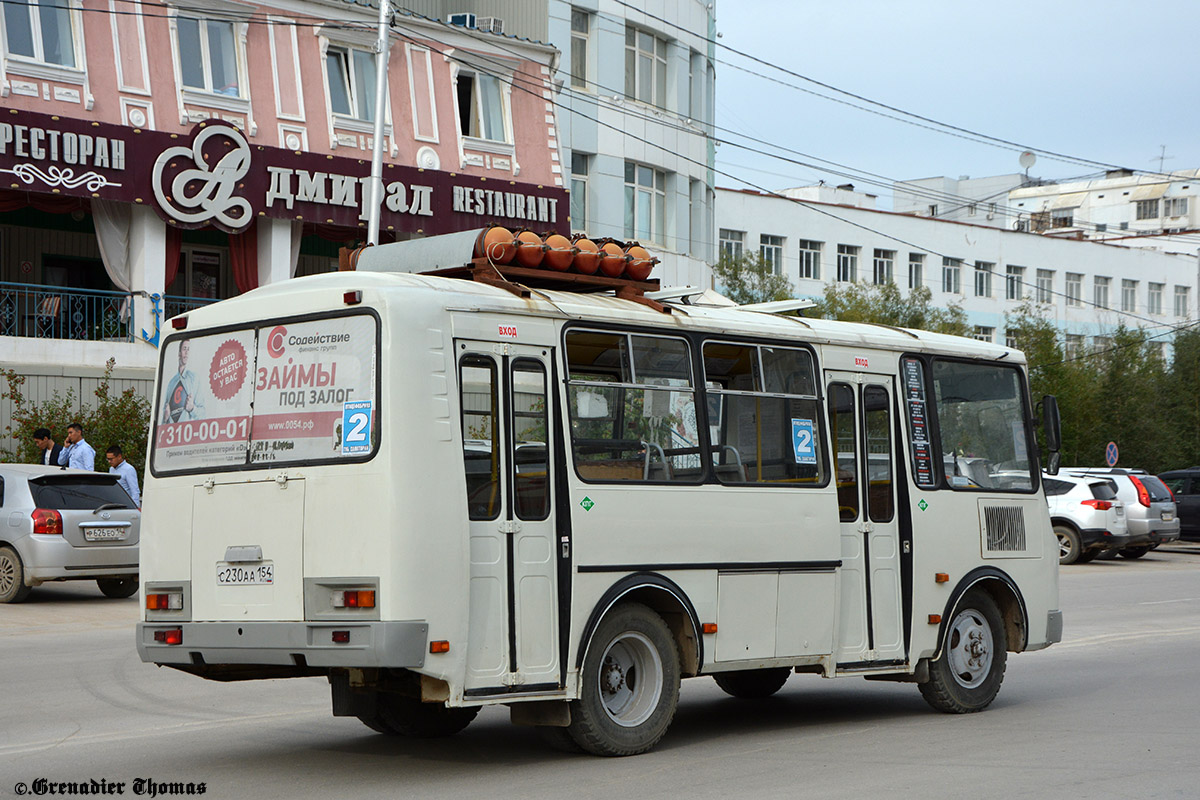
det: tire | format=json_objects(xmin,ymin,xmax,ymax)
[
  {"xmin": 713, "ymin": 668, "xmax": 791, "ymax": 699},
  {"xmin": 1054, "ymin": 525, "xmax": 1082, "ymax": 565},
  {"xmin": 1119, "ymin": 547, "xmax": 1149, "ymax": 559},
  {"xmin": 1076, "ymin": 549, "xmax": 1099, "ymax": 563},
  {"xmin": 566, "ymin": 602, "xmax": 680, "ymax": 756},
  {"xmin": 372, "ymin": 695, "xmax": 480, "ymax": 738},
  {"xmin": 919, "ymin": 589, "xmax": 1007, "ymax": 714},
  {"xmin": 0, "ymin": 546, "xmax": 33, "ymax": 604},
  {"xmin": 97, "ymin": 577, "xmax": 139, "ymax": 598},
  {"xmin": 537, "ymin": 725, "xmax": 585, "ymax": 753}
]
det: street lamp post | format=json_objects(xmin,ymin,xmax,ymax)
[{"xmin": 366, "ymin": 0, "xmax": 392, "ymax": 246}]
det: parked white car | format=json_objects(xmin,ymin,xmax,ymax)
[
  {"xmin": 1062, "ymin": 468, "xmax": 1179, "ymax": 559},
  {"xmin": 1043, "ymin": 472, "xmax": 1129, "ymax": 565}
]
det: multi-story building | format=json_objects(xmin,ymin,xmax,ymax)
[
  {"xmin": 717, "ymin": 185, "xmax": 1197, "ymax": 355},
  {"xmin": 0, "ymin": 4, "xmax": 567, "ymax": 437}
]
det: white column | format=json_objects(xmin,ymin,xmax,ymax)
[
  {"xmin": 128, "ymin": 205, "xmax": 166, "ymax": 346},
  {"xmin": 257, "ymin": 217, "xmax": 297, "ymax": 287}
]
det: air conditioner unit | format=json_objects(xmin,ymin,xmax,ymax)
[
  {"xmin": 447, "ymin": 12, "xmax": 476, "ymax": 28},
  {"xmin": 477, "ymin": 16, "xmax": 504, "ymax": 34}
]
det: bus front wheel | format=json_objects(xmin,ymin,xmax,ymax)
[
  {"xmin": 567, "ymin": 602, "xmax": 680, "ymax": 756},
  {"xmin": 919, "ymin": 589, "xmax": 1007, "ymax": 714},
  {"xmin": 365, "ymin": 696, "xmax": 480, "ymax": 738}
]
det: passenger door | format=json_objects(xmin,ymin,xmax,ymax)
[
  {"xmin": 458, "ymin": 342, "xmax": 560, "ymax": 695},
  {"xmin": 826, "ymin": 372, "xmax": 905, "ymax": 667}
]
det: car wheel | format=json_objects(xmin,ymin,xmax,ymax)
[
  {"xmin": 919, "ymin": 589, "xmax": 1007, "ymax": 714},
  {"xmin": 1119, "ymin": 547, "xmax": 1149, "ymax": 559},
  {"xmin": 566, "ymin": 602, "xmax": 680, "ymax": 756},
  {"xmin": 1054, "ymin": 525, "xmax": 1082, "ymax": 565},
  {"xmin": 713, "ymin": 668, "xmax": 791, "ymax": 699},
  {"xmin": 0, "ymin": 546, "xmax": 33, "ymax": 604},
  {"xmin": 97, "ymin": 578, "xmax": 139, "ymax": 598}
]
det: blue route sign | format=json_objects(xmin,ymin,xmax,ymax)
[{"xmin": 1105, "ymin": 441, "xmax": 1119, "ymax": 467}]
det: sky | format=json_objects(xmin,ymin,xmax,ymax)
[{"xmin": 713, "ymin": 0, "xmax": 1200, "ymax": 209}]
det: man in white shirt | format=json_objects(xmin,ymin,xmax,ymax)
[
  {"xmin": 57, "ymin": 422, "xmax": 96, "ymax": 471},
  {"xmin": 105, "ymin": 445, "xmax": 141, "ymax": 506}
]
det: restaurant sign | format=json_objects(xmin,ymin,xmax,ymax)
[{"xmin": 0, "ymin": 109, "xmax": 565, "ymax": 235}]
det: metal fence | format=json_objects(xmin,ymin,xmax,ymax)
[
  {"xmin": 0, "ymin": 282, "xmax": 134, "ymax": 342},
  {"xmin": 163, "ymin": 295, "xmax": 217, "ymax": 321}
]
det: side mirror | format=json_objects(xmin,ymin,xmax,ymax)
[{"xmin": 1041, "ymin": 395, "xmax": 1062, "ymax": 475}]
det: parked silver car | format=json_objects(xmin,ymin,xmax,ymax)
[
  {"xmin": 1063, "ymin": 468, "xmax": 1180, "ymax": 558},
  {"xmin": 1043, "ymin": 472, "xmax": 1129, "ymax": 565},
  {"xmin": 0, "ymin": 465, "xmax": 140, "ymax": 603}
]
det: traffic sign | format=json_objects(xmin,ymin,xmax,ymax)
[{"xmin": 1105, "ymin": 441, "xmax": 1119, "ymax": 467}]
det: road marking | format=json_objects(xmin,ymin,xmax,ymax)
[
  {"xmin": 1050, "ymin": 624, "xmax": 1200, "ymax": 651},
  {"xmin": 1138, "ymin": 598, "xmax": 1199, "ymax": 605}
]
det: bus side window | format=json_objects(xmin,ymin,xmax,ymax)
[
  {"xmin": 863, "ymin": 385, "xmax": 894, "ymax": 523},
  {"xmin": 828, "ymin": 383, "xmax": 858, "ymax": 521},
  {"xmin": 512, "ymin": 359, "xmax": 550, "ymax": 521},
  {"xmin": 460, "ymin": 356, "xmax": 501, "ymax": 521}
]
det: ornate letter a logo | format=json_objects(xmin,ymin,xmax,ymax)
[{"xmin": 152, "ymin": 123, "xmax": 253, "ymax": 231}]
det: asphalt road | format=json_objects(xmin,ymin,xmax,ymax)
[{"xmin": 3, "ymin": 545, "xmax": 1200, "ymax": 800}]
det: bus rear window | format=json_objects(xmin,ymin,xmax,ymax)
[{"xmin": 151, "ymin": 314, "xmax": 378, "ymax": 474}]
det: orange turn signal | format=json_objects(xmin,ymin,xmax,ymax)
[
  {"xmin": 430, "ymin": 640, "xmax": 450, "ymax": 654},
  {"xmin": 935, "ymin": 573, "xmax": 950, "ymax": 583},
  {"xmin": 928, "ymin": 614, "xmax": 942, "ymax": 624},
  {"xmin": 702, "ymin": 623, "xmax": 718, "ymax": 634}
]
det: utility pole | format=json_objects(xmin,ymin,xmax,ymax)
[{"xmin": 366, "ymin": 0, "xmax": 393, "ymax": 246}]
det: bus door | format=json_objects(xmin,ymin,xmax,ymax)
[
  {"xmin": 457, "ymin": 342, "xmax": 560, "ymax": 695},
  {"xmin": 825, "ymin": 373, "xmax": 904, "ymax": 667}
]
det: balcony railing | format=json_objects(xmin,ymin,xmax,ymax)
[
  {"xmin": 0, "ymin": 282, "xmax": 135, "ymax": 342},
  {"xmin": 163, "ymin": 295, "xmax": 218, "ymax": 321}
]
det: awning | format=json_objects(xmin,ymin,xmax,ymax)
[
  {"xmin": 1051, "ymin": 191, "xmax": 1088, "ymax": 209},
  {"xmin": 1130, "ymin": 183, "xmax": 1169, "ymax": 201}
]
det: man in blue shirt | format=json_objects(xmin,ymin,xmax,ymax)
[
  {"xmin": 105, "ymin": 445, "xmax": 141, "ymax": 506},
  {"xmin": 58, "ymin": 422, "xmax": 96, "ymax": 470}
]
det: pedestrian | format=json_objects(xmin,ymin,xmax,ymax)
[
  {"xmin": 105, "ymin": 445, "xmax": 140, "ymax": 506},
  {"xmin": 32, "ymin": 427, "xmax": 63, "ymax": 467},
  {"xmin": 57, "ymin": 422, "xmax": 96, "ymax": 470}
]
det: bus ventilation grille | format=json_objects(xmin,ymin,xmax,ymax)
[{"xmin": 983, "ymin": 505, "xmax": 1027, "ymax": 552}]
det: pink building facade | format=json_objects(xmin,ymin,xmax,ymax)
[{"xmin": 0, "ymin": 2, "xmax": 566, "ymax": 387}]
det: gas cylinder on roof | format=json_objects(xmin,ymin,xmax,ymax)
[
  {"xmin": 543, "ymin": 233, "xmax": 576, "ymax": 272},
  {"xmin": 514, "ymin": 230, "xmax": 548, "ymax": 268},
  {"xmin": 474, "ymin": 225, "xmax": 516, "ymax": 265},
  {"xmin": 571, "ymin": 235, "xmax": 600, "ymax": 274},
  {"xmin": 624, "ymin": 243, "xmax": 657, "ymax": 281},
  {"xmin": 597, "ymin": 240, "xmax": 630, "ymax": 278}
]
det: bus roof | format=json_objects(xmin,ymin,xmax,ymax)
[{"xmin": 179, "ymin": 270, "xmax": 1024, "ymax": 364}]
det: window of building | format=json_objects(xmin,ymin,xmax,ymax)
[
  {"xmin": 942, "ymin": 257, "xmax": 962, "ymax": 294},
  {"xmin": 927, "ymin": 204, "xmax": 938, "ymax": 216},
  {"xmin": 1122, "ymin": 279, "xmax": 1138, "ymax": 312},
  {"xmin": 624, "ymin": 27, "xmax": 667, "ymax": 108},
  {"xmin": 1093, "ymin": 336, "xmax": 1112, "ymax": 352},
  {"xmin": 1165, "ymin": 197, "xmax": 1189, "ymax": 217},
  {"xmin": 972, "ymin": 326, "xmax": 994, "ymax": 343},
  {"xmin": 624, "ymin": 161, "xmax": 665, "ymax": 243},
  {"xmin": 570, "ymin": 8, "xmax": 589, "ymax": 90},
  {"xmin": 456, "ymin": 66, "xmax": 509, "ymax": 142},
  {"xmin": 570, "ymin": 152, "xmax": 589, "ymax": 232},
  {"xmin": 325, "ymin": 45, "xmax": 376, "ymax": 121},
  {"xmin": 908, "ymin": 253, "xmax": 924, "ymax": 290},
  {"xmin": 760, "ymin": 235, "xmax": 784, "ymax": 275},
  {"xmin": 1093, "ymin": 276, "xmax": 1111, "ymax": 309},
  {"xmin": 873, "ymin": 249, "xmax": 895, "ymax": 285},
  {"xmin": 1006, "ymin": 265, "xmax": 1025, "ymax": 300},
  {"xmin": 1149, "ymin": 282, "xmax": 1164, "ymax": 315},
  {"xmin": 718, "ymin": 229, "xmax": 745, "ymax": 261},
  {"xmin": 1175, "ymin": 285, "xmax": 1190, "ymax": 318},
  {"xmin": 1065, "ymin": 273, "xmax": 1082, "ymax": 307},
  {"xmin": 1064, "ymin": 334, "xmax": 1084, "ymax": 360},
  {"xmin": 1136, "ymin": 199, "xmax": 1160, "ymax": 220},
  {"xmin": 1096, "ymin": 223, "xmax": 1107, "ymax": 232},
  {"xmin": 967, "ymin": 203, "xmax": 977, "ymax": 216},
  {"xmin": 1036, "ymin": 269, "xmax": 1054, "ymax": 303},
  {"xmin": 836, "ymin": 245, "xmax": 859, "ymax": 282},
  {"xmin": 3, "ymin": 0, "xmax": 77, "ymax": 67},
  {"xmin": 798, "ymin": 240, "xmax": 821, "ymax": 280},
  {"xmin": 1005, "ymin": 332, "xmax": 1018, "ymax": 349},
  {"xmin": 178, "ymin": 16, "xmax": 242, "ymax": 96},
  {"xmin": 974, "ymin": 261, "xmax": 994, "ymax": 298},
  {"xmin": 1050, "ymin": 208, "xmax": 1075, "ymax": 229}
]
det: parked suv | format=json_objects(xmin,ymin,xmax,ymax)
[
  {"xmin": 1063, "ymin": 468, "xmax": 1180, "ymax": 558},
  {"xmin": 0, "ymin": 465, "xmax": 140, "ymax": 603},
  {"xmin": 1158, "ymin": 468, "xmax": 1200, "ymax": 541},
  {"xmin": 1043, "ymin": 473, "xmax": 1129, "ymax": 564}
]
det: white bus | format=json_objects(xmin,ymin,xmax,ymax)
[{"xmin": 137, "ymin": 230, "xmax": 1062, "ymax": 756}]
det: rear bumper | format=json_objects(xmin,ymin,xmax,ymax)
[
  {"xmin": 1025, "ymin": 609, "xmax": 1063, "ymax": 652},
  {"xmin": 136, "ymin": 620, "xmax": 428, "ymax": 669},
  {"xmin": 1078, "ymin": 528, "xmax": 1130, "ymax": 551},
  {"xmin": 1126, "ymin": 517, "xmax": 1180, "ymax": 546},
  {"xmin": 20, "ymin": 535, "xmax": 138, "ymax": 584}
]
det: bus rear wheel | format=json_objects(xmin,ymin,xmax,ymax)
[
  {"xmin": 919, "ymin": 589, "xmax": 1007, "ymax": 714},
  {"xmin": 366, "ymin": 696, "xmax": 480, "ymax": 738},
  {"xmin": 566, "ymin": 602, "xmax": 680, "ymax": 756},
  {"xmin": 713, "ymin": 668, "xmax": 791, "ymax": 699}
]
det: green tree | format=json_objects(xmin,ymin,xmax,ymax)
[
  {"xmin": 710, "ymin": 252, "xmax": 794, "ymax": 305},
  {"xmin": 1, "ymin": 359, "xmax": 151, "ymax": 477},
  {"xmin": 809, "ymin": 281, "xmax": 969, "ymax": 336}
]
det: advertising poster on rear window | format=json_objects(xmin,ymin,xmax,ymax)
[
  {"xmin": 249, "ymin": 316, "xmax": 377, "ymax": 464},
  {"xmin": 153, "ymin": 331, "xmax": 256, "ymax": 472}
]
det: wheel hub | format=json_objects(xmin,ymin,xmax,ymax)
[{"xmin": 602, "ymin": 656, "xmax": 626, "ymax": 694}]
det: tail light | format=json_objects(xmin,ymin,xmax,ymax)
[
  {"xmin": 1129, "ymin": 476, "xmax": 1152, "ymax": 507},
  {"xmin": 1081, "ymin": 499, "xmax": 1113, "ymax": 511},
  {"xmin": 146, "ymin": 592, "xmax": 183, "ymax": 611},
  {"xmin": 153, "ymin": 628, "xmax": 183, "ymax": 645},
  {"xmin": 331, "ymin": 590, "xmax": 376, "ymax": 609},
  {"xmin": 32, "ymin": 508, "xmax": 63, "ymax": 535}
]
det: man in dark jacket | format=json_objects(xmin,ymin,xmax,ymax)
[{"xmin": 33, "ymin": 428, "xmax": 63, "ymax": 467}]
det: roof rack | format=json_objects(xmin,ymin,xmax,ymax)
[{"xmin": 341, "ymin": 226, "xmax": 667, "ymax": 312}]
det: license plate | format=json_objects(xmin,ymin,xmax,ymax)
[
  {"xmin": 1162, "ymin": 511, "xmax": 1175, "ymax": 521},
  {"xmin": 83, "ymin": 527, "xmax": 127, "ymax": 542},
  {"xmin": 216, "ymin": 561, "xmax": 274, "ymax": 585}
]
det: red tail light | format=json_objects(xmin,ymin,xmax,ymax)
[
  {"xmin": 32, "ymin": 508, "xmax": 63, "ymax": 535},
  {"xmin": 1129, "ymin": 476, "xmax": 1152, "ymax": 507},
  {"xmin": 1081, "ymin": 499, "xmax": 1113, "ymax": 511},
  {"xmin": 153, "ymin": 628, "xmax": 183, "ymax": 645}
]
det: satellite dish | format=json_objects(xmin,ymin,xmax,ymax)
[{"xmin": 1019, "ymin": 151, "xmax": 1037, "ymax": 170}]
